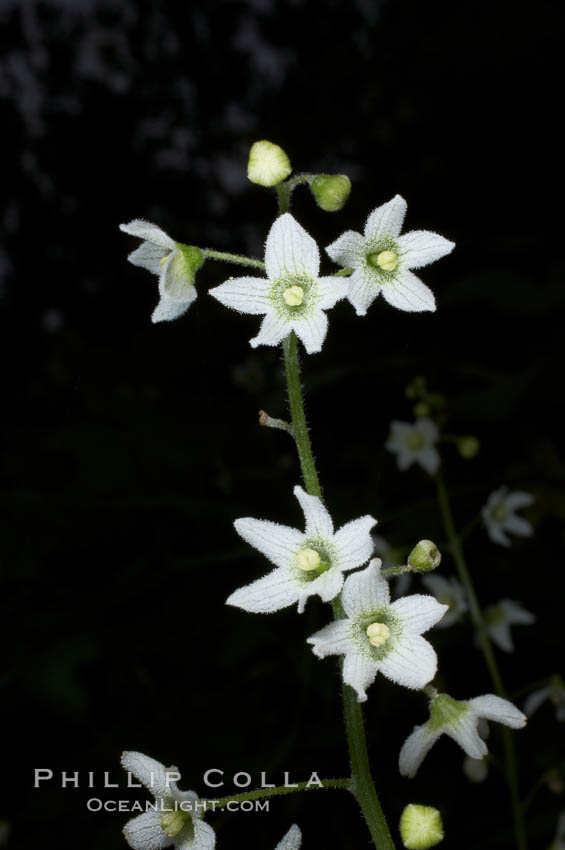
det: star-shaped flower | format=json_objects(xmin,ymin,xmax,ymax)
[
  {"xmin": 121, "ymin": 751, "xmax": 215, "ymax": 850},
  {"xmin": 483, "ymin": 598, "xmax": 536, "ymax": 652},
  {"xmin": 325, "ymin": 195, "xmax": 454, "ymax": 316},
  {"xmin": 209, "ymin": 214, "xmax": 348, "ymax": 354},
  {"xmin": 385, "ymin": 419, "xmax": 440, "ymax": 475},
  {"xmin": 226, "ymin": 486, "xmax": 376, "ymax": 614},
  {"xmin": 421, "ymin": 574, "xmax": 468, "ymax": 628},
  {"xmin": 524, "ymin": 675, "xmax": 565, "ymax": 722},
  {"xmin": 399, "ymin": 691, "xmax": 526, "ymax": 778},
  {"xmin": 307, "ymin": 560, "xmax": 447, "ymax": 701},
  {"xmin": 120, "ymin": 220, "xmax": 203, "ymax": 323},
  {"xmin": 481, "ymin": 486, "xmax": 534, "ymax": 547}
]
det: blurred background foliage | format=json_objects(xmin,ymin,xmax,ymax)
[{"xmin": 1, "ymin": 0, "xmax": 564, "ymax": 848}]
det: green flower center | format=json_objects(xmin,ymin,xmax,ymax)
[
  {"xmin": 366, "ymin": 621, "xmax": 391, "ymax": 647},
  {"xmin": 406, "ymin": 432, "xmax": 425, "ymax": 451},
  {"xmin": 283, "ymin": 285, "xmax": 304, "ymax": 306},
  {"xmin": 161, "ymin": 809, "xmax": 192, "ymax": 839},
  {"xmin": 295, "ymin": 543, "xmax": 332, "ymax": 583},
  {"xmin": 492, "ymin": 504, "xmax": 509, "ymax": 522},
  {"xmin": 272, "ymin": 275, "xmax": 315, "ymax": 316},
  {"xmin": 429, "ymin": 693, "xmax": 469, "ymax": 732},
  {"xmin": 355, "ymin": 608, "xmax": 401, "ymax": 660},
  {"xmin": 367, "ymin": 250, "xmax": 398, "ymax": 271},
  {"xmin": 364, "ymin": 238, "xmax": 400, "ymax": 283}
]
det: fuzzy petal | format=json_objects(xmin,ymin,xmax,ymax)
[
  {"xmin": 379, "ymin": 633, "xmax": 438, "ymax": 689},
  {"xmin": 399, "ymin": 724, "xmax": 442, "ymax": 778},
  {"xmin": 265, "ymin": 214, "xmax": 319, "ymax": 280},
  {"xmin": 292, "ymin": 310, "xmax": 328, "ymax": 354},
  {"xmin": 342, "ymin": 651, "xmax": 378, "ymax": 702},
  {"xmin": 316, "ymin": 276, "xmax": 350, "ymax": 310},
  {"xmin": 503, "ymin": 514, "xmax": 533, "ymax": 538},
  {"xmin": 391, "ymin": 595, "xmax": 448, "ymax": 635},
  {"xmin": 397, "ymin": 230, "xmax": 455, "ymax": 270},
  {"xmin": 307, "ymin": 619, "xmax": 355, "ymax": 658},
  {"xmin": 120, "ymin": 220, "xmax": 176, "ymax": 250},
  {"xmin": 468, "ymin": 695, "xmax": 527, "ymax": 729},
  {"xmin": 364, "ymin": 195, "xmax": 407, "ymax": 240},
  {"xmin": 381, "ymin": 270, "xmax": 436, "ymax": 313},
  {"xmin": 128, "ymin": 240, "xmax": 169, "ymax": 275},
  {"xmin": 121, "ymin": 752, "xmax": 177, "ymax": 798},
  {"xmin": 504, "ymin": 491, "xmax": 534, "ymax": 511},
  {"xmin": 445, "ymin": 714, "xmax": 488, "ymax": 759},
  {"xmin": 208, "ymin": 277, "xmax": 271, "ymax": 315},
  {"xmin": 152, "ymin": 294, "xmax": 194, "ymax": 324},
  {"xmin": 342, "ymin": 561, "xmax": 389, "ymax": 619},
  {"xmin": 234, "ymin": 518, "xmax": 303, "ymax": 569},
  {"xmin": 305, "ymin": 567, "xmax": 345, "ymax": 605},
  {"xmin": 293, "ymin": 486, "xmax": 334, "ymax": 539},
  {"xmin": 325, "ymin": 230, "xmax": 365, "ymax": 268},
  {"xmin": 250, "ymin": 311, "xmax": 290, "ymax": 348},
  {"xmin": 226, "ymin": 567, "xmax": 299, "ymax": 613},
  {"xmin": 346, "ymin": 268, "xmax": 379, "ymax": 316},
  {"xmin": 185, "ymin": 820, "xmax": 216, "ymax": 850},
  {"xmin": 274, "ymin": 825, "xmax": 302, "ymax": 850},
  {"xmin": 123, "ymin": 811, "xmax": 171, "ymax": 850},
  {"xmin": 333, "ymin": 516, "xmax": 377, "ymax": 572}
]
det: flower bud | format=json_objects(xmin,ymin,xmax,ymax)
[
  {"xmin": 247, "ymin": 140, "xmax": 292, "ymax": 187},
  {"xmin": 413, "ymin": 401, "xmax": 430, "ymax": 418},
  {"xmin": 457, "ymin": 435, "xmax": 480, "ymax": 459},
  {"xmin": 400, "ymin": 804, "xmax": 444, "ymax": 849},
  {"xmin": 310, "ymin": 174, "xmax": 351, "ymax": 211},
  {"xmin": 407, "ymin": 540, "xmax": 441, "ymax": 573}
]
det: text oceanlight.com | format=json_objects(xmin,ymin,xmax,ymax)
[{"xmin": 86, "ymin": 799, "xmax": 270, "ymax": 813}]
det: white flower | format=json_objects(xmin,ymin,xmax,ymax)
[
  {"xmin": 227, "ymin": 486, "xmax": 376, "ymax": 614},
  {"xmin": 386, "ymin": 419, "xmax": 440, "ymax": 475},
  {"xmin": 307, "ymin": 560, "xmax": 447, "ymax": 701},
  {"xmin": 121, "ymin": 751, "xmax": 215, "ymax": 850},
  {"xmin": 120, "ymin": 220, "xmax": 202, "ymax": 323},
  {"xmin": 549, "ymin": 812, "xmax": 565, "ymax": 850},
  {"xmin": 481, "ymin": 486, "xmax": 534, "ymax": 547},
  {"xmin": 483, "ymin": 599, "xmax": 536, "ymax": 653},
  {"xmin": 209, "ymin": 214, "xmax": 348, "ymax": 354},
  {"xmin": 421, "ymin": 574, "xmax": 468, "ymax": 628},
  {"xmin": 524, "ymin": 676, "xmax": 565, "ymax": 722},
  {"xmin": 325, "ymin": 194, "xmax": 454, "ymax": 316},
  {"xmin": 399, "ymin": 691, "xmax": 526, "ymax": 778},
  {"xmin": 274, "ymin": 825, "xmax": 302, "ymax": 850},
  {"xmin": 462, "ymin": 755, "xmax": 489, "ymax": 783}
]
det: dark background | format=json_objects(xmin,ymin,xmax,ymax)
[{"xmin": 2, "ymin": 0, "xmax": 564, "ymax": 848}]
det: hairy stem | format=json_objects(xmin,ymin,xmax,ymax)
[
  {"xmin": 207, "ymin": 778, "xmax": 351, "ymax": 810},
  {"xmin": 201, "ymin": 249, "xmax": 265, "ymax": 270}
]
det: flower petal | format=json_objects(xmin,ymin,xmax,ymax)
[
  {"xmin": 342, "ymin": 650, "xmax": 378, "ymax": 702},
  {"xmin": 293, "ymin": 486, "xmax": 334, "ymax": 538},
  {"xmin": 364, "ymin": 195, "xmax": 407, "ymax": 240},
  {"xmin": 397, "ymin": 230, "xmax": 455, "ymax": 270},
  {"xmin": 292, "ymin": 309, "xmax": 328, "ymax": 354},
  {"xmin": 274, "ymin": 825, "xmax": 302, "ymax": 850},
  {"xmin": 121, "ymin": 752, "xmax": 176, "ymax": 798},
  {"xmin": 234, "ymin": 517, "xmax": 303, "ymax": 569},
  {"xmin": 346, "ymin": 268, "xmax": 379, "ymax": 316},
  {"xmin": 381, "ymin": 270, "xmax": 436, "ymax": 313},
  {"xmin": 186, "ymin": 820, "xmax": 216, "ymax": 850},
  {"xmin": 226, "ymin": 567, "xmax": 299, "ymax": 613},
  {"xmin": 120, "ymin": 220, "xmax": 175, "ymax": 250},
  {"xmin": 504, "ymin": 491, "xmax": 534, "ymax": 511},
  {"xmin": 342, "ymin": 561, "xmax": 389, "ymax": 619},
  {"xmin": 417, "ymin": 447, "xmax": 441, "ymax": 475},
  {"xmin": 399, "ymin": 723, "xmax": 441, "ymax": 778},
  {"xmin": 152, "ymin": 294, "xmax": 193, "ymax": 324},
  {"xmin": 488, "ymin": 622, "xmax": 514, "ymax": 652},
  {"xmin": 316, "ymin": 276, "xmax": 350, "ymax": 310},
  {"xmin": 265, "ymin": 213, "xmax": 319, "ymax": 280},
  {"xmin": 445, "ymin": 714, "xmax": 488, "ymax": 759},
  {"xmin": 391, "ymin": 595, "xmax": 448, "ymax": 635},
  {"xmin": 503, "ymin": 514, "xmax": 533, "ymax": 537},
  {"xmin": 123, "ymin": 811, "xmax": 170, "ymax": 850},
  {"xmin": 333, "ymin": 516, "xmax": 377, "ymax": 572},
  {"xmin": 128, "ymin": 240, "xmax": 169, "ymax": 275},
  {"xmin": 307, "ymin": 619, "xmax": 355, "ymax": 658},
  {"xmin": 416, "ymin": 418, "xmax": 439, "ymax": 441},
  {"xmin": 325, "ymin": 230, "xmax": 364, "ymax": 268},
  {"xmin": 250, "ymin": 312, "xmax": 290, "ymax": 348},
  {"xmin": 379, "ymin": 633, "xmax": 438, "ymax": 689},
  {"xmin": 500, "ymin": 599, "xmax": 536, "ymax": 624},
  {"xmin": 523, "ymin": 687, "xmax": 551, "ymax": 717},
  {"xmin": 303, "ymin": 567, "xmax": 345, "ymax": 607},
  {"xmin": 208, "ymin": 277, "xmax": 271, "ymax": 315},
  {"xmin": 468, "ymin": 695, "xmax": 526, "ymax": 729}
]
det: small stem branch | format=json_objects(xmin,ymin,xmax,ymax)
[
  {"xmin": 434, "ymin": 469, "xmax": 527, "ymax": 850},
  {"xmin": 258, "ymin": 409, "xmax": 294, "ymax": 436},
  {"xmin": 206, "ymin": 778, "xmax": 351, "ymax": 810},
  {"xmin": 201, "ymin": 249, "xmax": 265, "ymax": 270},
  {"xmin": 381, "ymin": 565, "xmax": 411, "ymax": 577}
]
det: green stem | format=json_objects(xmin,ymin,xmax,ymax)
[
  {"xmin": 207, "ymin": 778, "xmax": 350, "ymax": 810},
  {"xmin": 282, "ymin": 333, "xmax": 322, "ymax": 499},
  {"xmin": 434, "ymin": 469, "xmax": 527, "ymax": 850},
  {"xmin": 201, "ymin": 249, "xmax": 265, "ymax": 270}
]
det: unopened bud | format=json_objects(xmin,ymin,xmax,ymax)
[
  {"xmin": 400, "ymin": 804, "xmax": 444, "ymax": 849},
  {"xmin": 413, "ymin": 401, "xmax": 430, "ymax": 418},
  {"xmin": 310, "ymin": 174, "xmax": 351, "ymax": 211},
  {"xmin": 457, "ymin": 435, "xmax": 480, "ymax": 459},
  {"xmin": 247, "ymin": 140, "xmax": 292, "ymax": 187},
  {"xmin": 408, "ymin": 540, "xmax": 441, "ymax": 573}
]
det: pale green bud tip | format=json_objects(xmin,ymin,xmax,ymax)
[
  {"xmin": 283, "ymin": 285, "xmax": 304, "ymax": 306},
  {"xmin": 366, "ymin": 621, "xmax": 391, "ymax": 647},
  {"xmin": 408, "ymin": 540, "xmax": 441, "ymax": 573},
  {"xmin": 310, "ymin": 174, "xmax": 351, "ymax": 211},
  {"xmin": 400, "ymin": 804, "xmax": 444, "ymax": 849},
  {"xmin": 367, "ymin": 250, "xmax": 398, "ymax": 271},
  {"xmin": 247, "ymin": 140, "xmax": 292, "ymax": 187},
  {"xmin": 457, "ymin": 435, "xmax": 480, "ymax": 459},
  {"xmin": 161, "ymin": 810, "xmax": 188, "ymax": 838},
  {"xmin": 297, "ymin": 548, "xmax": 321, "ymax": 571}
]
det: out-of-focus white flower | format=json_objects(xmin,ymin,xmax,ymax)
[
  {"xmin": 307, "ymin": 560, "xmax": 447, "ymax": 702},
  {"xmin": 209, "ymin": 214, "xmax": 348, "ymax": 354},
  {"xmin": 325, "ymin": 194, "xmax": 454, "ymax": 316},
  {"xmin": 524, "ymin": 676, "xmax": 565, "ymax": 722},
  {"xmin": 121, "ymin": 752, "xmax": 215, "ymax": 850},
  {"xmin": 386, "ymin": 419, "xmax": 440, "ymax": 475},
  {"xmin": 274, "ymin": 825, "xmax": 302, "ymax": 850},
  {"xmin": 481, "ymin": 487, "xmax": 534, "ymax": 547},
  {"xmin": 549, "ymin": 812, "xmax": 565, "ymax": 850},
  {"xmin": 422, "ymin": 574, "xmax": 468, "ymax": 628},
  {"xmin": 399, "ymin": 691, "xmax": 526, "ymax": 778},
  {"xmin": 483, "ymin": 599, "xmax": 536, "ymax": 653},
  {"xmin": 227, "ymin": 486, "xmax": 376, "ymax": 614},
  {"xmin": 120, "ymin": 220, "xmax": 202, "ymax": 323},
  {"xmin": 462, "ymin": 755, "xmax": 489, "ymax": 783}
]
